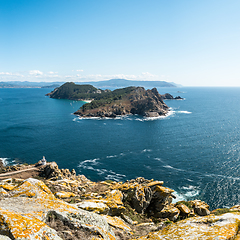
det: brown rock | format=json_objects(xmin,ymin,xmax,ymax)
[
  {"xmin": 191, "ymin": 200, "xmax": 210, "ymax": 216},
  {"xmin": 176, "ymin": 204, "xmax": 190, "ymax": 215}
]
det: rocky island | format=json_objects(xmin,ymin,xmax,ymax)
[
  {"xmin": 47, "ymin": 82, "xmax": 182, "ymax": 118},
  {"xmin": 0, "ymin": 160, "xmax": 240, "ymax": 239}
]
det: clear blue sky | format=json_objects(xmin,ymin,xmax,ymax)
[{"xmin": 0, "ymin": 0, "xmax": 240, "ymax": 86}]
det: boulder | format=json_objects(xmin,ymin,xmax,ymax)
[
  {"xmin": 156, "ymin": 206, "xmax": 180, "ymax": 221},
  {"xmin": 115, "ymin": 178, "xmax": 153, "ymax": 214},
  {"xmin": 134, "ymin": 213, "xmax": 240, "ymax": 240},
  {"xmin": 55, "ymin": 191, "xmax": 76, "ymax": 198},
  {"xmin": 147, "ymin": 181, "xmax": 164, "ymax": 189},
  {"xmin": 0, "ymin": 208, "xmax": 62, "ymax": 240},
  {"xmin": 104, "ymin": 190, "xmax": 126, "ymax": 215},
  {"xmin": 0, "ymin": 236, "xmax": 11, "ymax": 240},
  {"xmin": 147, "ymin": 186, "xmax": 175, "ymax": 216},
  {"xmin": 76, "ymin": 200, "xmax": 110, "ymax": 214},
  {"xmin": 131, "ymin": 185, "xmax": 152, "ymax": 214},
  {"xmin": 0, "ymin": 178, "xmax": 116, "ymax": 240},
  {"xmin": 0, "ymin": 188, "xmax": 8, "ymax": 196},
  {"xmin": 176, "ymin": 203, "xmax": 191, "ymax": 215},
  {"xmin": 191, "ymin": 200, "xmax": 210, "ymax": 216},
  {"xmin": 230, "ymin": 205, "xmax": 240, "ymax": 211},
  {"xmin": 77, "ymin": 190, "xmax": 125, "ymax": 216},
  {"xmin": 9, "ymin": 178, "xmax": 55, "ymax": 199},
  {"xmin": 103, "ymin": 216, "xmax": 132, "ymax": 234}
]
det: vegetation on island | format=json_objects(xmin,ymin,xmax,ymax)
[
  {"xmin": 80, "ymin": 86, "xmax": 136, "ymax": 111},
  {"xmin": 46, "ymin": 82, "xmax": 101, "ymax": 100}
]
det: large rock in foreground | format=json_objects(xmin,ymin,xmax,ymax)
[
  {"xmin": 136, "ymin": 213, "xmax": 240, "ymax": 240},
  {"xmin": 0, "ymin": 178, "xmax": 115, "ymax": 240}
]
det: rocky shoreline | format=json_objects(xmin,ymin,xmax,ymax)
[{"xmin": 0, "ymin": 161, "xmax": 240, "ymax": 239}]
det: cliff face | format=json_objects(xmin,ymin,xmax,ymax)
[{"xmin": 74, "ymin": 87, "xmax": 169, "ymax": 118}]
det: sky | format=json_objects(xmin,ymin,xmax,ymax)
[{"xmin": 0, "ymin": 0, "xmax": 240, "ymax": 86}]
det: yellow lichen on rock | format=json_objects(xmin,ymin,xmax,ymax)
[
  {"xmin": 176, "ymin": 203, "xmax": 190, "ymax": 215},
  {"xmin": 55, "ymin": 191, "xmax": 76, "ymax": 198},
  {"xmin": 104, "ymin": 215, "xmax": 132, "ymax": 233},
  {"xmin": 0, "ymin": 184, "xmax": 16, "ymax": 191},
  {"xmin": 9, "ymin": 178, "xmax": 55, "ymax": 199},
  {"xmin": 0, "ymin": 188, "xmax": 8, "ymax": 196},
  {"xmin": 76, "ymin": 200, "xmax": 110, "ymax": 214},
  {"xmin": 105, "ymin": 190, "xmax": 123, "ymax": 206},
  {"xmin": 0, "ymin": 178, "xmax": 116, "ymax": 240},
  {"xmin": 155, "ymin": 186, "xmax": 174, "ymax": 195},
  {"xmin": 133, "ymin": 213, "xmax": 240, "ymax": 240},
  {"xmin": 76, "ymin": 190, "xmax": 125, "ymax": 216},
  {"xmin": 0, "ymin": 208, "xmax": 62, "ymax": 240},
  {"xmin": 147, "ymin": 181, "xmax": 164, "ymax": 188}
]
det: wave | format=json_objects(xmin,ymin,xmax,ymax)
[
  {"xmin": 78, "ymin": 158, "xmax": 100, "ymax": 168},
  {"xmin": 0, "ymin": 158, "xmax": 9, "ymax": 166},
  {"xmin": 177, "ymin": 110, "xmax": 192, "ymax": 114},
  {"xmin": 172, "ymin": 185, "xmax": 200, "ymax": 203},
  {"xmin": 0, "ymin": 158, "xmax": 16, "ymax": 167},
  {"xmin": 141, "ymin": 149, "xmax": 152, "ymax": 153},
  {"xmin": 163, "ymin": 165, "xmax": 184, "ymax": 172},
  {"xmin": 78, "ymin": 157, "xmax": 126, "ymax": 182},
  {"xmin": 106, "ymin": 155, "xmax": 118, "ymax": 158}
]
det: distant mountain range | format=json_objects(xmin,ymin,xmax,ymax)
[
  {"xmin": 76, "ymin": 79, "xmax": 177, "ymax": 89},
  {"xmin": 0, "ymin": 79, "xmax": 179, "ymax": 89},
  {"xmin": 0, "ymin": 81, "xmax": 63, "ymax": 88}
]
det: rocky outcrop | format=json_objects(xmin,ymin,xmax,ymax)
[
  {"xmin": 161, "ymin": 93, "xmax": 183, "ymax": 100},
  {"xmin": 191, "ymin": 199, "xmax": 210, "ymax": 216},
  {"xmin": 0, "ymin": 159, "xmax": 4, "ymax": 169},
  {"xmin": 135, "ymin": 213, "xmax": 240, "ymax": 240},
  {"xmin": 0, "ymin": 178, "xmax": 115, "ymax": 240}
]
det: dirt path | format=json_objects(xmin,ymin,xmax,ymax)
[{"xmin": 0, "ymin": 167, "xmax": 41, "ymax": 180}]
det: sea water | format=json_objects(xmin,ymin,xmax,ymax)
[{"xmin": 1, "ymin": 87, "xmax": 240, "ymax": 209}]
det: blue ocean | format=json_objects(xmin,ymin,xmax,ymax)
[{"xmin": 1, "ymin": 87, "xmax": 240, "ymax": 210}]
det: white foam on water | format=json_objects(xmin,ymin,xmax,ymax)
[
  {"xmin": 142, "ymin": 149, "xmax": 152, "ymax": 153},
  {"xmin": 177, "ymin": 110, "xmax": 192, "ymax": 114},
  {"xmin": 105, "ymin": 171, "xmax": 126, "ymax": 182},
  {"xmin": 172, "ymin": 192, "xmax": 187, "ymax": 203},
  {"xmin": 172, "ymin": 185, "xmax": 200, "ymax": 203},
  {"xmin": 180, "ymin": 185, "xmax": 200, "ymax": 198},
  {"xmin": 0, "ymin": 158, "xmax": 9, "ymax": 166},
  {"xmin": 106, "ymin": 155, "xmax": 118, "ymax": 158},
  {"xmin": 154, "ymin": 157, "xmax": 164, "ymax": 163},
  {"xmin": 185, "ymin": 190, "xmax": 200, "ymax": 197},
  {"xmin": 78, "ymin": 157, "xmax": 126, "ymax": 182},
  {"xmin": 78, "ymin": 158, "xmax": 100, "ymax": 168},
  {"xmin": 74, "ymin": 110, "xmax": 177, "ymax": 122},
  {"xmin": 182, "ymin": 185, "xmax": 196, "ymax": 190},
  {"xmin": 163, "ymin": 165, "xmax": 184, "ymax": 172},
  {"xmin": 134, "ymin": 111, "xmax": 174, "ymax": 122}
]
